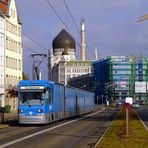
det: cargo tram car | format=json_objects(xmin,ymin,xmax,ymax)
[{"xmin": 18, "ymin": 80, "xmax": 95, "ymax": 124}]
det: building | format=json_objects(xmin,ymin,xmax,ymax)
[
  {"xmin": 48, "ymin": 19, "xmax": 93, "ymax": 85},
  {"xmin": 68, "ymin": 73, "xmax": 92, "ymax": 91},
  {"xmin": 48, "ymin": 28, "xmax": 92, "ymax": 85},
  {"xmin": 51, "ymin": 59, "xmax": 92, "ymax": 85},
  {"xmin": 0, "ymin": 0, "xmax": 22, "ymax": 111},
  {"xmin": 93, "ymin": 56, "xmax": 148, "ymax": 104}
]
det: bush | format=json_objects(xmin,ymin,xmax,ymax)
[{"xmin": 4, "ymin": 105, "xmax": 11, "ymax": 113}]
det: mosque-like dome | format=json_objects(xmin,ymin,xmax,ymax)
[{"xmin": 52, "ymin": 29, "xmax": 76, "ymax": 51}]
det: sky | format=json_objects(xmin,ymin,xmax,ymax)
[{"xmin": 15, "ymin": 0, "xmax": 148, "ymax": 79}]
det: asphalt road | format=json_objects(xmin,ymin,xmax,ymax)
[
  {"xmin": 0, "ymin": 107, "xmax": 118, "ymax": 148},
  {"xmin": 135, "ymin": 106, "xmax": 148, "ymax": 129}
]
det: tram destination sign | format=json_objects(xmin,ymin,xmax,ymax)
[{"xmin": 20, "ymin": 86, "xmax": 45, "ymax": 90}]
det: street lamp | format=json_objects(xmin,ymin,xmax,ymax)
[{"xmin": 101, "ymin": 95, "xmax": 104, "ymax": 106}]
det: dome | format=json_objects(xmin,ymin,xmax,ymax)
[{"xmin": 52, "ymin": 29, "xmax": 76, "ymax": 51}]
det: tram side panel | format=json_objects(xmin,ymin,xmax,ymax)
[
  {"xmin": 85, "ymin": 92, "xmax": 94, "ymax": 112},
  {"xmin": 65, "ymin": 86, "xmax": 76, "ymax": 118},
  {"xmin": 52, "ymin": 84, "xmax": 65, "ymax": 121},
  {"xmin": 85, "ymin": 92, "xmax": 91, "ymax": 113},
  {"xmin": 91, "ymin": 93, "xmax": 95, "ymax": 111},
  {"xmin": 77, "ymin": 89, "xmax": 85, "ymax": 115}
]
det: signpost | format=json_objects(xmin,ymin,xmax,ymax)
[{"xmin": 123, "ymin": 103, "xmax": 131, "ymax": 136}]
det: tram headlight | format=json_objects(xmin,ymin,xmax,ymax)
[
  {"xmin": 38, "ymin": 109, "xmax": 43, "ymax": 113},
  {"xmin": 19, "ymin": 109, "xmax": 23, "ymax": 113}
]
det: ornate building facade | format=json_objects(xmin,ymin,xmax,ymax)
[{"xmin": 48, "ymin": 28, "xmax": 92, "ymax": 85}]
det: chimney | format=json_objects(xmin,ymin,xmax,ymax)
[{"xmin": 81, "ymin": 18, "xmax": 86, "ymax": 61}]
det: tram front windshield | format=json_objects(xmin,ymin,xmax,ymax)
[{"xmin": 19, "ymin": 89, "xmax": 45, "ymax": 106}]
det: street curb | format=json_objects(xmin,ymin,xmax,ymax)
[
  {"xmin": 0, "ymin": 124, "xmax": 9, "ymax": 129},
  {"xmin": 94, "ymin": 114, "xmax": 114, "ymax": 148}
]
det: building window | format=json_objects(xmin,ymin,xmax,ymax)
[
  {"xmin": 18, "ymin": 59, "xmax": 21, "ymax": 70},
  {"xmin": 0, "ymin": 18, "xmax": 3, "ymax": 29},
  {"xmin": 0, "ymin": 36, "xmax": 3, "ymax": 46},
  {"xmin": 18, "ymin": 26, "xmax": 21, "ymax": 37}
]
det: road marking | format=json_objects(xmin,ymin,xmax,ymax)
[
  {"xmin": 94, "ymin": 112, "xmax": 115, "ymax": 148},
  {"xmin": 0, "ymin": 108, "xmax": 105, "ymax": 148},
  {"xmin": 134, "ymin": 110, "xmax": 148, "ymax": 131}
]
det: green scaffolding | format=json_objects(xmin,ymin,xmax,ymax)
[{"xmin": 129, "ymin": 58, "xmax": 135, "ymax": 99}]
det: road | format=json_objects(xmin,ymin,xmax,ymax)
[
  {"xmin": 0, "ymin": 107, "xmax": 118, "ymax": 148},
  {"xmin": 135, "ymin": 106, "xmax": 148, "ymax": 129}
]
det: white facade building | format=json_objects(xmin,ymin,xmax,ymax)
[
  {"xmin": 0, "ymin": 0, "xmax": 22, "ymax": 110},
  {"xmin": 48, "ymin": 28, "xmax": 92, "ymax": 85},
  {"xmin": 0, "ymin": 15, "xmax": 5, "ymax": 103}
]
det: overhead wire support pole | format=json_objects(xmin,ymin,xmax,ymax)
[{"xmin": 31, "ymin": 54, "xmax": 47, "ymax": 80}]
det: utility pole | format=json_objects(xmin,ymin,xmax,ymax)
[{"xmin": 31, "ymin": 54, "xmax": 47, "ymax": 80}]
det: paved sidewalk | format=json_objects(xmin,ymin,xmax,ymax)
[{"xmin": 0, "ymin": 111, "xmax": 18, "ymax": 128}]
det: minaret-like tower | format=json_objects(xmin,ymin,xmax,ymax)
[
  {"xmin": 81, "ymin": 18, "xmax": 86, "ymax": 61},
  {"xmin": 48, "ymin": 48, "xmax": 53, "ymax": 80}
]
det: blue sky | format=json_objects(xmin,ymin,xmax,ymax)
[{"xmin": 15, "ymin": 0, "xmax": 148, "ymax": 79}]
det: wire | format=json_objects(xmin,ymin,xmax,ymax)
[
  {"xmin": 22, "ymin": 43, "xmax": 38, "ymax": 53},
  {"xmin": 63, "ymin": 0, "xmax": 80, "ymax": 34},
  {"xmin": 22, "ymin": 32, "xmax": 48, "ymax": 52},
  {"xmin": 46, "ymin": 0, "xmax": 68, "ymax": 29},
  {"xmin": 45, "ymin": 0, "xmax": 81, "ymax": 53},
  {"xmin": 45, "ymin": 0, "xmax": 94, "ymax": 60}
]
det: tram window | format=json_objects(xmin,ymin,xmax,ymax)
[
  {"xmin": 45, "ymin": 90, "xmax": 49, "ymax": 104},
  {"xmin": 45, "ymin": 89, "xmax": 52, "ymax": 104}
]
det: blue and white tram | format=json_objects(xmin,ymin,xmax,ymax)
[{"xmin": 18, "ymin": 80, "xmax": 95, "ymax": 124}]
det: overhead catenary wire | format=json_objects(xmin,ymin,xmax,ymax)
[
  {"xmin": 46, "ymin": 0, "xmax": 68, "ymax": 30},
  {"xmin": 22, "ymin": 43, "xmax": 38, "ymax": 53},
  {"xmin": 62, "ymin": 0, "xmax": 91, "ymax": 59},
  {"xmin": 22, "ymin": 32, "xmax": 48, "ymax": 52},
  {"xmin": 45, "ymin": 0, "xmax": 94, "ymax": 59},
  {"xmin": 45, "ymin": 0, "xmax": 81, "ymax": 53},
  {"xmin": 63, "ymin": 0, "xmax": 80, "ymax": 34}
]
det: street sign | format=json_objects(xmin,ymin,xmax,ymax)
[
  {"xmin": 123, "ymin": 103, "xmax": 131, "ymax": 110},
  {"xmin": 135, "ymin": 82, "xmax": 146, "ymax": 93}
]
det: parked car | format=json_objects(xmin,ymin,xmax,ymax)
[
  {"xmin": 139, "ymin": 100, "xmax": 145, "ymax": 105},
  {"xmin": 116, "ymin": 100, "xmax": 124, "ymax": 106},
  {"xmin": 132, "ymin": 102, "xmax": 139, "ymax": 108}
]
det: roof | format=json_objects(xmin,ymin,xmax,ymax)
[
  {"xmin": 65, "ymin": 60, "xmax": 92, "ymax": 66},
  {"xmin": 52, "ymin": 29, "xmax": 76, "ymax": 50},
  {"xmin": 0, "ymin": 0, "xmax": 22, "ymax": 24},
  {"xmin": 0, "ymin": 0, "xmax": 8, "ymax": 14}
]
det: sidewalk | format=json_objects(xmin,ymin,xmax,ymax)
[{"xmin": 0, "ymin": 111, "xmax": 18, "ymax": 128}]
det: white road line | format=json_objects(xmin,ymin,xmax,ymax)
[
  {"xmin": 134, "ymin": 110, "xmax": 148, "ymax": 131},
  {"xmin": 94, "ymin": 112, "xmax": 114, "ymax": 147},
  {"xmin": 0, "ymin": 108, "xmax": 105, "ymax": 148}
]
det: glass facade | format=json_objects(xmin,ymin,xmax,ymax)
[{"xmin": 93, "ymin": 56, "xmax": 148, "ymax": 104}]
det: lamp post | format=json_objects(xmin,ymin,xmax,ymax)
[
  {"xmin": 105, "ymin": 82, "xmax": 116, "ymax": 105},
  {"xmin": 101, "ymin": 95, "xmax": 104, "ymax": 106}
]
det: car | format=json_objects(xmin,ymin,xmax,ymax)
[
  {"xmin": 132, "ymin": 102, "xmax": 139, "ymax": 108},
  {"xmin": 116, "ymin": 100, "xmax": 124, "ymax": 106}
]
